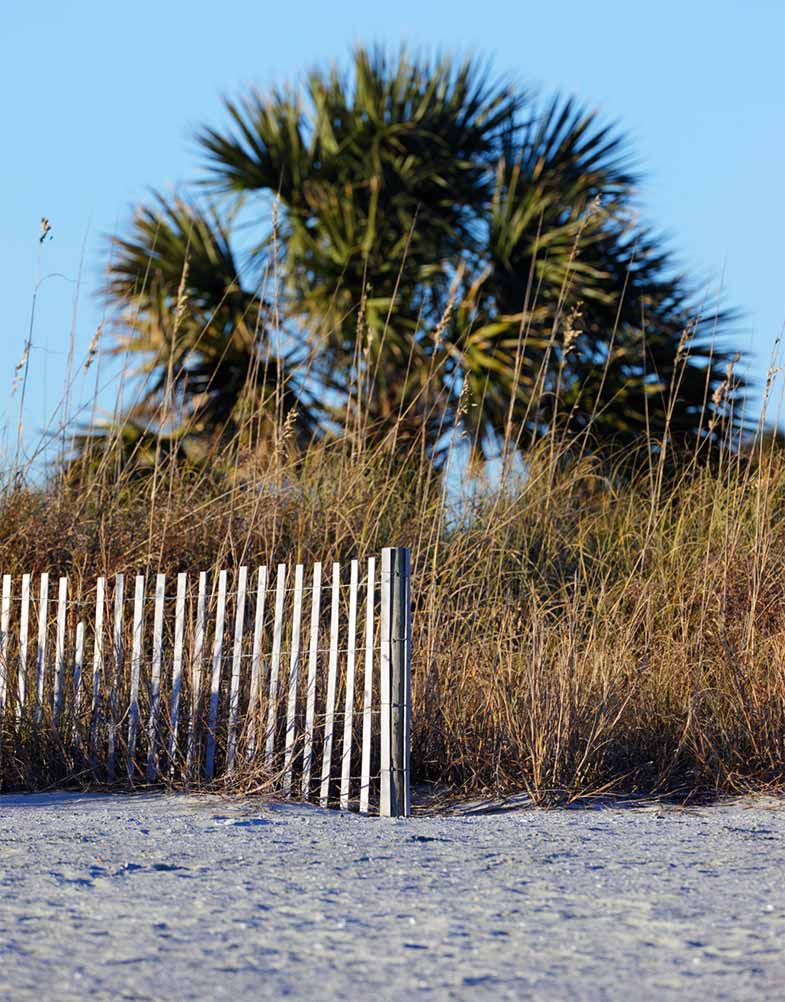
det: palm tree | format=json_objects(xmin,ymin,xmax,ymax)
[
  {"xmin": 102, "ymin": 197, "xmax": 318, "ymax": 464},
  {"xmin": 100, "ymin": 45, "xmax": 743, "ymax": 468}
]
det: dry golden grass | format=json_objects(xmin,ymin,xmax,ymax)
[{"xmin": 2, "ymin": 391, "xmax": 785, "ymax": 802}]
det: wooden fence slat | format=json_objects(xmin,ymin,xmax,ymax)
[
  {"xmin": 89, "ymin": 576, "xmax": 105, "ymax": 768},
  {"xmin": 186, "ymin": 570, "xmax": 208, "ymax": 776},
  {"xmin": 379, "ymin": 549, "xmax": 392, "ymax": 815},
  {"xmin": 204, "ymin": 569, "xmax": 228, "ymax": 780},
  {"xmin": 264, "ymin": 564, "xmax": 287, "ymax": 768},
  {"xmin": 107, "ymin": 573, "xmax": 125, "ymax": 782},
  {"xmin": 18, "ymin": 573, "xmax": 30, "ymax": 717},
  {"xmin": 245, "ymin": 566, "xmax": 267, "ymax": 762},
  {"xmin": 145, "ymin": 573, "xmax": 166, "ymax": 781},
  {"xmin": 319, "ymin": 562, "xmax": 341, "ymax": 808},
  {"xmin": 167, "ymin": 572, "xmax": 187, "ymax": 772},
  {"xmin": 0, "ymin": 575, "xmax": 10, "ymax": 721},
  {"xmin": 72, "ymin": 620, "xmax": 85, "ymax": 747},
  {"xmin": 225, "ymin": 565, "xmax": 248, "ymax": 774},
  {"xmin": 126, "ymin": 574, "xmax": 145, "ymax": 781},
  {"xmin": 34, "ymin": 572, "xmax": 49, "ymax": 727},
  {"xmin": 403, "ymin": 547, "xmax": 412, "ymax": 817},
  {"xmin": 301, "ymin": 562, "xmax": 322, "ymax": 799},
  {"xmin": 53, "ymin": 577, "xmax": 68, "ymax": 725},
  {"xmin": 359, "ymin": 557, "xmax": 376, "ymax": 814},
  {"xmin": 381, "ymin": 547, "xmax": 410, "ymax": 818},
  {"xmin": 340, "ymin": 559, "xmax": 359, "ymax": 810},
  {"xmin": 283, "ymin": 563, "xmax": 304, "ymax": 795}
]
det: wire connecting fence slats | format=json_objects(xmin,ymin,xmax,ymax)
[{"xmin": 0, "ymin": 547, "xmax": 411, "ymax": 817}]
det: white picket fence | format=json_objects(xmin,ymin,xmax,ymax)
[{"xmin": 0, "ymin": 547, "xmax": 411, "ymax": 817}]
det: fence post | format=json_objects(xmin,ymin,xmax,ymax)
[{"xmin": 380, "ymin": 546, "xmax": 411, "ymax": 818}]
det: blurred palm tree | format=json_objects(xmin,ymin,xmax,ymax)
[{"xmin": 99, "ymin": 45, "xmax": 742, "ymax": 469}]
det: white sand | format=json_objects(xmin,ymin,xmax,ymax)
[{"xmin": 1, "ymin": 792, "xmax": 783, "ymax": 1000}]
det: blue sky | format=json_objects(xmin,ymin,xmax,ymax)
[{"xmin": 2, "ymin": 0, "xmax": 783, "ymax": 461}]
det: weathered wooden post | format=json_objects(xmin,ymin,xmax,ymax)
[{"xmin": 380, "ymin": 546, "xmax": 411, "ymax": 817}]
